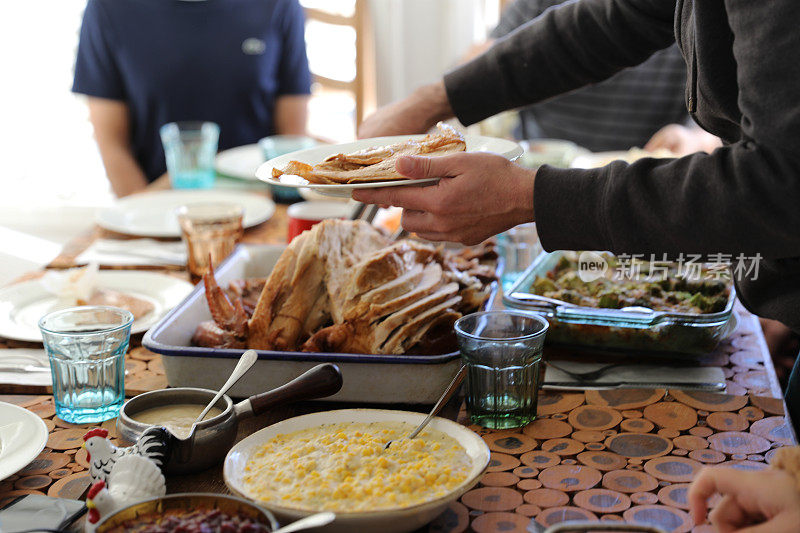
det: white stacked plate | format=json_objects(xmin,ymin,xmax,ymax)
[{"xmin": 96, "ymin": 190, "xmax": 275, "ymax": 238}]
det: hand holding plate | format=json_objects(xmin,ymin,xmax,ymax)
[{"xmin": 353, "ymin": 152, "xmax": 536, "ymax": 245}]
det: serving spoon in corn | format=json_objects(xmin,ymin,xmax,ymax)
[{"xmin": 384, "ymin": 365, "xmax": 468, "ymax": 449}]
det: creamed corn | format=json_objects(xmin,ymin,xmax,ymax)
[{"xmin": 242, "ymin": 422, "xmax": 472, "ymax": 512}]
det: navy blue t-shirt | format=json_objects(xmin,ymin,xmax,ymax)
[{"xmin": 73, "ymin": 0, "xmax": 311, "ymax": 181}]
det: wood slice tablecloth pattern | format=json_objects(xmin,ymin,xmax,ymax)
[
  {"xmin": 452, "ymin": 388, "xmax": 795, "ymax": 533},
  {"xmin": 1, "ymin": 385, "xmax": 797, "ymax": 533},
  {"xmin": 0, "ymin": 206, "xmax": 795, "ymax": 533}
]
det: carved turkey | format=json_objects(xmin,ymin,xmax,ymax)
[
  {"xmin": 193, "ymin": 219, "xmax": 495, "ymax": 354},
  {"xmin": 272, "ymin": 122, "xmax": 467, "ymax": 184}
]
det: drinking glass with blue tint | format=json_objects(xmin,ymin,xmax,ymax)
[
  {"xmin": 39, "ymin": 306, "xmax": 133, "ymax": 424},
  {"xmin": 160, "ymin": 121, "xmax": 220, "ymax": 189},
  {"xmin": 259, "ymin": 135, "xmax": 318, "ymax": 203},
  {"xmin": 455, "ymin": 311, "xmax": 548, "ymax": 429}
]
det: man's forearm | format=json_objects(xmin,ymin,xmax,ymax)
[
  {"xmin": 414, "ymin": 82, "xmax": 455, "ymax": 127},
  {"xmin": 274, "ymin": 95, "xmax": 309, "ymax": 135},
  {"xmin": 96, "ymin": 143, "xmax": 149, "ymax": 197},
  {"xmin": 86, "ymin": 97, "xmax": 149, "ymax": 197},
  {"xmin": 357, "ymin": 81, "xmax": 455, "ymax": 138}
]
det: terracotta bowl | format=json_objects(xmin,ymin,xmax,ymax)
[{"xmin": 94, "ymin": 493, "xmax": 279, "ymax": 532}]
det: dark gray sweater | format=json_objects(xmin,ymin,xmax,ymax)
[{"xmin": 445, "ymin": 0, "xmax": 800, "ymax": 332}]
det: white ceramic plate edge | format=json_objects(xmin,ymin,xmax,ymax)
[
  {"xmin": 215, "ymin": 144, "xmax": 263, "ymax": 181},
  {"xmin": 0, "ymin": 402, "xmax": 49, "ymax": 481},
  {"xmin": 570, "ymin": 151, "xmax": 630, "ymax": 169},
  {"xmin": 0, "ymin": 271, "xmax": 194, "ymax": 342},
  {"xmin": 96, "ymin": 190, "xmax": 275, "ymax": 237},
  {"xmin": 255, "ymin": 134, "xmax": 522, "ymax": 197},
  {"xmin": 223, "ymin": 409, "xmax": 490, "ymax": 519}
]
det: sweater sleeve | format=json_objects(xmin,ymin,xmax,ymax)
[
  {"xmin": 72, "ymin": 0, "xmax": 125, "ymax": 100},
  {"xmin": 445, "ymin": 0, "xmax": 677, "ymax": 126},
  {"xmin": 490, "ymin": 0, "xmax": 556, "ymax": 39},
  {"xmin": 535, "ymin": 0, "xmax": 800, "ymax": 261}
]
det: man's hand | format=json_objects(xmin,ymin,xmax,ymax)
[
  {"xmin": 352, "ymin": 152, "xmax": 535, "ymax": 245},
  {"xmin": 688, "ymin": 466, "xmax": 800, "ymax": 532},
  {"xmin": 644, "ymin": 123, "xmax": 722, "ymax": 156},
  {"xmin": 358, "ymin": 81, "xmax": 454, "ymax": 138}
]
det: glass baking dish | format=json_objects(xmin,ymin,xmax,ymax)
[{"xmin": 502, "ymin": 251, "xmax": 736, "ymax": 355}]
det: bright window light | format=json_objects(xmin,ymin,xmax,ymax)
[
  {"xmin": 305, "ymin": 21, "xmax": 357, "ymax": 82},
  {"xmin": 299, "ymin": 0, "xmax": 356, "ymax": 18}
]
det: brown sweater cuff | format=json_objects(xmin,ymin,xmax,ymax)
[
  {"xmin": 771, "ymin": 446, "xmax": 800, "ymax": 491},
  {"xmin": 533, "ymin": 165, "xmax": 613, "ymax": 252}
]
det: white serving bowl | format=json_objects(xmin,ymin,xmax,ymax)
[{"xmin": 224, "ymin": 409, "xmax": 490, "ymax": 533}]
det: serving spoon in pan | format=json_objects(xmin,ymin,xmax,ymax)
[
  {"xmin": 117, "ymin": 362, "xmax": 344, "ymax": 473},
  {"xmin": 273, "ymin": 512, "xmax": 336, "ymax": 533},
  {"xmin": 186, "ymin": 349, "xmax": 259, "ymax": 439}
]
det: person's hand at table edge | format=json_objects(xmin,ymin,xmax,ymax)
[
  {"xmin": 352, "ymin": 152, "xmax": 535, "ymax": 245},
  {"xmin": 688, "ymin": 460, "xmax": 800, "ymax": 532},
  {"xmin": 358, "ymin": 81, "xmax": 454, "ymax": 139},
  {"xmin": 645, "ymin": 123, "xmax": 723, "ymax": 157}
]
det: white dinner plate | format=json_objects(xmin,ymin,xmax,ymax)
[
  {"xmin": 0, "ymin": 401, "xmax": 49, "ymax": 480},
  {"xmin": 215, "ymin": 144, "xmax": 350, "ymax": 202},
  {"xmin": 224, "ymin": 409, "xmax": 490, "ymax": 533},
  {"xmin": 257, "ymin": 134, "xmax": 523, "ymax": 198},
  {"xmin": 96, "ymin": 190, "xmax": 276, "ymax": 237},
  {"xmin": 0, "ymin": 271, "xmax": 194, "ymax": 342},
  {"xmin": 570, "ymin": 151, "xmax": 631, "ymax": 169},
  {"xmin": 215, "ymin": 144, "xmax": 263, "ymax": 181}
]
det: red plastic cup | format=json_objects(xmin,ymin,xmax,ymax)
[{"xmin": 287, "ymin": 201, "xmax": 354, "ymax": 242}]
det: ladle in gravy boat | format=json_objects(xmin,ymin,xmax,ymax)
[{"xmin": 117, "ymin": 363, "xmax": 342, "ymax": 474}]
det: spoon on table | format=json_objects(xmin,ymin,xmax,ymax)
[
  {"xmin": 184, "ymin": 349, "xmax": 259, "ymax": 440},
  {"xmin": 272, "ymin": 512, "xmax": 336, "ymax": 533},
  {"xmin": 384, "ymin": 365, "xmax": 467, "ymax": 449}
]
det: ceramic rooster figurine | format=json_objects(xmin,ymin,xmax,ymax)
[
  {"xmin": 85, "ymin": 454, "xmax": 166, "ymax": 531},
  {"xmin": 82, "ymin": 426, "xmax": 170, "ymax": 484}
]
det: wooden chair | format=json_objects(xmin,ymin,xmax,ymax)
[
  {"xmin": 303, "ymin": 0, "xmax": 376, "ymax": 129},
  {"xmin": 499, "ymin": 0, "xmax": 515, "ymax": 13}
]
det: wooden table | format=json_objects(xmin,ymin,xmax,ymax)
[{"xmin": 1, "ymin": 184, "xmax": 796, "ymax": 533}]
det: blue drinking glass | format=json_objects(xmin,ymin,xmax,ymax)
[
  {"xmin": 39, "ymin": 306, "xmax": 133, "ymax": 424},
  {"xmin": 259, "ymin": 135, "xmax": 318, "ymax": 203},
  {"xmin": 161, "ymin": 121, "xmax": 220, "ymax": 189}
]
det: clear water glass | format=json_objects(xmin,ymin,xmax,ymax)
[
  {"xmin": 39, "ymin": 306, "xmax": 132, "ymax": 424},
  {"xmin": 176, "ymin": 202, "xmax": 244, "ymax": 283},
  {"xmin": 160, "ymin": 121, "xmax": 220, "ymax": 189},
  {"xmin": 455, "ymin": 311, "xmax": 548, "ymax": 429},
  {"xmin": 497, "ymin": 223, "xmax": 542, "ymax": 292}
]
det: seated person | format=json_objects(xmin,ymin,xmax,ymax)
[
  {"xmin": 73, "ymin": 0, "xmax": 311, "ymax": 197},
  {"xmin": 474, "ymin": 0, "xmax": 719, "ymax": 155}
]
